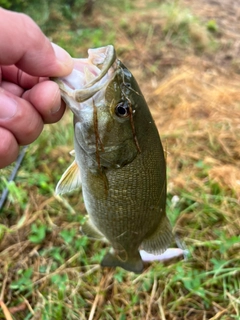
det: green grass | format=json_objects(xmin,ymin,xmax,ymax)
[
  {"xmin": 1, "ymin": 166, "xmax": 240, "ymax": 318},
  {"xmin": 0, "ymin": 110, "xmax": 239, "ymax": 319},
  {"xmin": 0, "ymin": 0, "xmax": 239, "ymax": 319}
]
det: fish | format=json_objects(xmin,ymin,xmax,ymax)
[{"xmin": 54, "ymin": 45, "xmax": 173, "ymax": 273}]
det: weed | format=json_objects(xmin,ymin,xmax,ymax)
[
  {"xmin": 10, "ymin": 268, "xmax": 33, "ymax": 294},
  {"xmin": 29, "ymin": 223, "xmax": 48, "ymax": 244},
  {"xmin": 207, "ymin": 19, "xmax": 219, "ymax": 33},
  {"xmin": 1, "ymin": 178, "xmax": 27, "ymax": 209}
]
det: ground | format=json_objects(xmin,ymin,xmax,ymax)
[{"xmin": 0, "ymin": 0, "xmax": 239, "ymax": 319}]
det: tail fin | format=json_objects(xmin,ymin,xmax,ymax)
[{"xmin": 101, "ymin": 250, "xmax": 144, "ymax": 274}]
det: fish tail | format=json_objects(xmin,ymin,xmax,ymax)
[
  {"xmin": 101, "ymin": 250, "xmax": 144, "ymax": 274},
  {"xmin": 141, "ymin": 215, "xmax": 172, "ymax": 254}
]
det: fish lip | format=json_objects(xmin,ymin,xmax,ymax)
[
  {"xmin": 56, "ymin": 45, "xmax": 117, "ymax": 104},
  {"xmin": 83, "ymin": 45, "xmax": 116, "ymax": 89}
]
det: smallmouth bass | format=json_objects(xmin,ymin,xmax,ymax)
[{"xmin": 54, "ymin": 45, "xmax": 172, "ymax": 273}]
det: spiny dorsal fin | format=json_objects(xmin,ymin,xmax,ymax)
[{"xmin": 55, "ymin": 160, "xmax": 81, "ymax": 195}]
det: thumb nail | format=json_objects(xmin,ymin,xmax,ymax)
[
  {"xmin": 0, "ymin": 91, "xmax": 17, "ymax": 120},
  {"xmin": 51, "ymin": 43, "xmax": 74, "ymax": 75}
]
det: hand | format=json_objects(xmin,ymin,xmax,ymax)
[{"xmin": 0, "ymin": 8, "xmax": 74, "ymax": 169}]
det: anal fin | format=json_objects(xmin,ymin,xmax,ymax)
[
  {"xmin": 141, "ymin": 215, "xmax": 172, "ymax": 255},
  {"xmin": 55, "ymin": 160, "xmax": 81, "ymax": 195}
]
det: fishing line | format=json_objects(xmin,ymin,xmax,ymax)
[{"xmin": 0, "ymin": 145, "xmax": 28, "ymax": 211}]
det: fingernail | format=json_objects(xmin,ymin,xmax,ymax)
[
  {"xmin": 0, "ymin": 92, "xmax": 17, "ymax": 120},
  {"xmin": 50, "ymin": 87, "xmax": 62, "ymax": 114},
  {"xmin": 52, "ymin": 43, "xmax": 73, "ymax": 74},
  {"xmin": 51, "ymin": 103, "xmax": 61, "ymax": 114}
]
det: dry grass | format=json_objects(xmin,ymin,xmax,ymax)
[{"xmin": 151, "ymin": 57, "xmax": 240, "ymax": 192}]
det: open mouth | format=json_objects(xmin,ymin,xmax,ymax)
[{"xmin": 58, "ymin": 45, "xmax": 117, "ymax": 100}]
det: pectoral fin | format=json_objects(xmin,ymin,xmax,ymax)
[
  {"xmin": 55, "ymin": 160, "xmax": 81, "ymax": 195},
  {"xmin": 141, "ymin": 215, "xmax": 172, "ymax": 254}
]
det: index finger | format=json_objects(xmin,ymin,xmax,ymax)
[{"xmin": 0, "ymin": 8, "xmax": 73, "ymax": 77}]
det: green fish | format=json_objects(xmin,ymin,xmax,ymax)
[{"xmin": 55, "ymin": 45, "xmax": 172, "ymax": 273}]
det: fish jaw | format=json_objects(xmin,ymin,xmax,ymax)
[
  {"xmin": 83, "ymin": 45, "xmax": 116, "ymax": 88},
  {"xmin": 53, "ymin": 45, "xmax": 117, "ymax": 117}
]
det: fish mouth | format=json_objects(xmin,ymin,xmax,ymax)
[
  {"xmin": 83, "ymin": 45, "xmax": 116, "ymax": 89},
  {"xmin": 56, "ymin": 45, "xmax": 117, "ymax": 103}
]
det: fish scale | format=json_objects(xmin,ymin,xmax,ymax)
[
  {"xmin": 79, "ymin": 119, "xmax": 167, "ymax": 256},
  {"xmin": 55, "ymin": 45, "xmax": 172, "ymax": 273}
]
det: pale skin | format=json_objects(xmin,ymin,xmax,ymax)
[{"xmin": 0, "ymin": 8, "xmax": 74, "ymax": 168}]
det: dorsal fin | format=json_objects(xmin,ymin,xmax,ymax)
[{"xmin": 55, "ymin": 160, "xmax": 81, "ymax": 195}]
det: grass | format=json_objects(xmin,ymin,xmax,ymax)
[{"xmin": 0, "ymin": 0, "xmax": 240, "ymax": 319}]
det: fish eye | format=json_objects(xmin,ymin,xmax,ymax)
[{"xmin": 115, "ymin": 101, "xmax": 130, "ymax": 118}]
